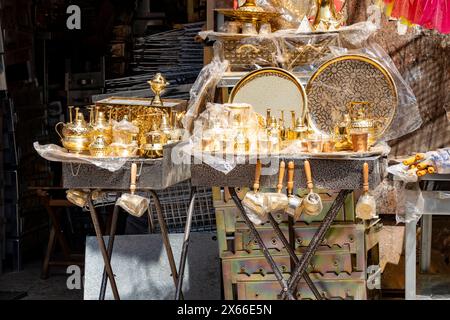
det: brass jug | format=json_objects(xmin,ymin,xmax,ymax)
[
  {"xmin": 56, "ymin": 107, "xmax": 91, "ymax": 153},
  {"xmin": 92, "ymin": 110, "xmax": 113, "ymax": 144},
  {"xmin": 313, "ymin": 0, "xmax": 345, "ymax": 30}
]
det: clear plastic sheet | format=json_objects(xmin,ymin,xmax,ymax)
[
  {"xmin": 256, "ymin": 0, "xmax": 348, "ymax": 30},
  {"xmin": 187, "ymin": 102, "xmax": 265, "ymax": 174},
  {"xmin": 198, "ymin": 22, "xmax": 378, "ymax": 72},
  {"xmin": 326, "ymin": 43, "xmax": 422, "ymax": 142},
  {"xmin": 182, "ymin": 57, "xmax": 229, "ymax": 135},
  {"xmin": 34, "ymin": 142, "xmax": 129, "ymax": 172}
]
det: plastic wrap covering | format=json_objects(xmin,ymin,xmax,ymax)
[
  {"xmin": 256, "ymin": 0, "xmax": 347, "ymax": 30},
  {"xmin": 429, "ymin": 148, "xmax": 450, "ymax": 174},
  {"xmin": 373, "ymin": 178, "xmax": 423, "ymax": 224},
  {"xmin": 315, "ymin": 43, "xmax": 422, "ymax": 142},
  {"xmin": 199, "ymin": 22, "xmax": 377, "ymax": 72},
  {"xmin": 182, "ymin": 57, "xmax": 229, "ymax": 135},
  {"xmin": 185, "ymin": 102, "xmax": 265, "ymax": 174},
  {"xmin": 34, "ymin": 142, "xmax": 129, "ymax": 172}
]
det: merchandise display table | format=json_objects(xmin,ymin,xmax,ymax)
[
  {"xmin": 59, "ymin": 144, "xmax": 194, "ymax": 300},
  {"xmin": 192, "ymin": 155, "xmax": 386, "ymax": 300}
]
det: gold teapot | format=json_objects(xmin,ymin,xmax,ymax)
[
  {"xmin": 56, "ymin": 107, "xmax": 91, "ymax": 154},
  {"xmin": 148, "ymin": 73, "xmax": 169, "ymax": 107}
]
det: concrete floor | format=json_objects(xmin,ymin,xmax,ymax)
[{"xmin": 0, "ymin": 261, "xmax": 82, "ymax": 300}]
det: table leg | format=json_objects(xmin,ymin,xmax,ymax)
[
  {"xmin": 267, "ymin": 214, "xmax": 322, "ymax": 300},
  {"xmin": 281, "ymin": 190, "xmax": 351, "ymax": 300},
  {"xmin": 99, "ymin": 199, "xmax": 121, "ymax": 300},
  {"xmin": 420, "ymin": 215, "xmax": 432, "ymax": 273},
  {"xmin": 148, "ymin": 190, "xmax": 183, "ymax": 300},
  {"xmin": 405, "ymin": 217, "xmax": 417, "ymax": 300},
  {"xmin": 229, "ymin": 188, "xmax": 296, "ymax": 300},
  {"xmin": 41, "ymin": 225, "xmax": 57, "ymax": 280},
  {"xmin": 175, "ymin": 188, "xmax": 197, "ymax": 300},
  {"xmin": 87, "ymin": 194, "xmax": 120, "ymax": 300}
]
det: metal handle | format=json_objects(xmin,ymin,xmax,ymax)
[
  {"xmin": 277, "ymin": 161, "xmax": 285, "ymax": 193},
  {"xmin": 287, "ymin": 161, "xmax": 294, "ymax": 196},
  {"xmin": 304, "ymin": 160, "xmax": 314, "ymax": 192},
  {"xmin": 363, "ymin": 162, "xmax": 369, "ymax": 193},
  {"xmin": 130, "ymin": 163, "xmax": 137, "ymax": 195},
  {"xmin": 55, "ymin": 122, "xmax": 64, "ymax": 140},
  {"xmin": 253, "ymin": 160, "xmax": 262, "ymax": 193}
]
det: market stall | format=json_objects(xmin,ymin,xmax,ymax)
[{"xmin": 30, "ymin": 0, "xmax": 450, "ymax": 301}]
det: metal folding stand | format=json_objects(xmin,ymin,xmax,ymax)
[
  {"xmin": 175, "ymin": 187, "xmax": 197, "ymax": 300},
  {"xmin": 191, "ymin": 156, "xmax": 385, "ymax": 300},
  {"xmin": 87, "ymin": 188, "xmax": 193, "ymax": 301}
]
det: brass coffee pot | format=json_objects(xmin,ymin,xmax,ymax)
[
  {"xmin": 91, "ymin": 108, "xmax": 113, "ymax": 144},
  {"xmin": 313, "ymin": 0, "xmax": 345, "ymax": 30},
  {"xmin": 56, "ymin": 107, "xmax": 91, "ymax": 154},
  {"xmin": 148, "ymin": 73, "xmax": 169, "ymax": 107}
]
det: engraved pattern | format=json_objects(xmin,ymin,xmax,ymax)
[{"xmin": 306, "ymin": 55, "xmax": 397, "ymax": 138}]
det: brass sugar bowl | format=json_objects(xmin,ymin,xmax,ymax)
[
  {"xmin": 55, "ymin": 107, "xmax": 91, "ymax": 154},
  {"xmin": 89, "ymin": 135, "xmax": 110, "ymax": 158}
]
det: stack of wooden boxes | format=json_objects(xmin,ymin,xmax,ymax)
[{"xmin": 213, "ymin": 187, "xmax": 382, "ymax": 300}]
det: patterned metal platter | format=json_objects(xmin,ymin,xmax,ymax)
[
  {"xmin": 306, "ymin": 54, "xmax": 398, "ymax": 139},
  {"xmin": 229, "ymin": 67, "xmax": 308, "ymax": 121}
]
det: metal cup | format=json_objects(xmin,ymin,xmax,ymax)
[
  {"xmin": 351, "ymin": 132, "xmax": 369, "ymax": 152},
  {"xmin": 302, "ymin": 160, "xmax": 323, "ymax": 216},
  {"xmin": 116, "ymin": 163, "xmax": 150, "ymax": 217},
  {"xmin": 356, "ymin": 162, "xmax": 377, "ymax": 220},
  {"xmin": 242, "ymin": 160, "xmax": 268, "ymax": 225},
  {"xmin": 116, "ymin": 193, "xmax": 149, "ymax": 217}
]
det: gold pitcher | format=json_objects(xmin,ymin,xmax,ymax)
[
  {"xmin": 313, "ymin": 0, "xmax": 346, "ymax": 30},
  {"xmin": 55, "ymin": 107, "xmax": 91, "ymax": 154},
  {"xmin": 91, "ymin": 109, "xmax": 113, "ymax": 144}
]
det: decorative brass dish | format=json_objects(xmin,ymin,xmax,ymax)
[
  {"xmin": 229, "ymin": 67, "xmax": 308, "ymax": 121},
  {"xmin": 216, "ymin": 0, "xmax": 280, "ymax": 24},
  {"xmin": 306, "ymin": 54, "xmax": 398, "ymax": 142}
]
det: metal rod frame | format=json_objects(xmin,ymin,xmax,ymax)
[
  {"xmin": 87, "ymin": 192, "xmax": 120, "ymax": 300},
  {"xmin": 99, "ymin": 196, "xmax": 121, "ymax": 300},
  {"xmin": 148, "ymin": 190, "xmax": 185, "ymax": 300},
  {"xmin": 281, "ymin": 190, "xmax": 352, "ymax": 299},
  {"xmin": 175, "ymin": 187, "xmax": 197, "ymax": 300},
  {"xmin": 229, "ymin": 187, "xmax": 296, "ymax": 300}
]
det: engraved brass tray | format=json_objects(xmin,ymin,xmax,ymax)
[{"xmin": 306, "ymin": 54, "xmax": 398, "ymax": 140}]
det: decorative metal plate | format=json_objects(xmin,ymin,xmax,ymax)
[
  {"xmin": 229, "ymin": 67, "xmax": 308, "ymax": 120},
  {"xmin": 306, "ymin": 54, "xmax": 398, "ymax": 139}
]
